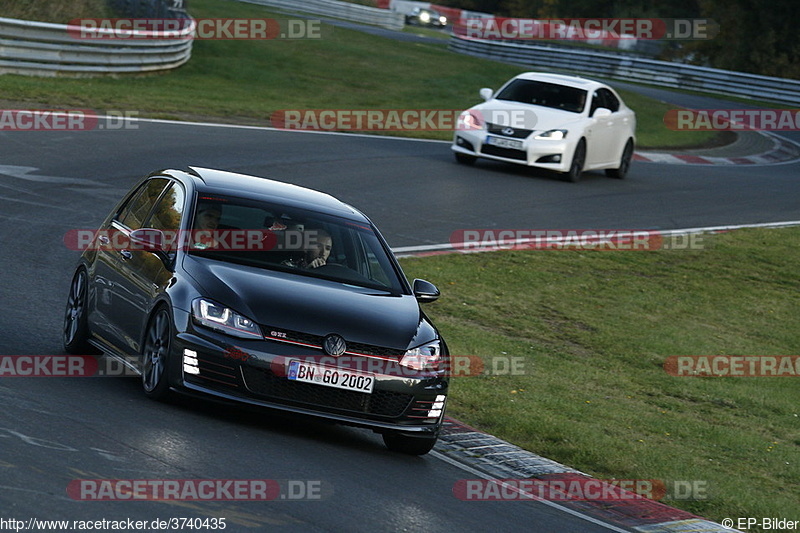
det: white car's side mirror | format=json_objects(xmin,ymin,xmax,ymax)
[
  {"xmin": 479, "ymin": 88, "xmax": 493, "ymax": 101},
  {"xmin": 593, "ymin": 108, "xmax": 612, "ymax": 118}
]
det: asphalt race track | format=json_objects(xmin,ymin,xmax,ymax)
[{"xmin": 0, "ymin": 98, "xmax": 798, "ymax": 531}]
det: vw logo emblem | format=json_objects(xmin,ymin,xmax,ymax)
[
  {"xmin": 323, "ymin": 334, "xmax": 347, "ymax": 357},
  {"xmin": 501, "ymin": 127, "xmax": 515, "ymax": 136}
]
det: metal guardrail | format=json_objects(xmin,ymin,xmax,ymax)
[
  {"xmin": 0, "ymin": 12, "xmax": 194, "ymax": 76},
  {"xmin": 449, "ymin": 35, "xmax": 800, "ymax": 106},
  {"xmin": 237, "ymin": 0, "xmax": 405, "ymax": 31}
]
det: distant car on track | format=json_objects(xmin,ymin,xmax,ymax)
[
  {"xmin": 405, "ymin": 7, "xmax": 447, "ymax": 28},
  {"xmin": 63, "ymin": 167, "xmax": 449, "ymax": 454},
  {"xmin": 452, "ymin": 72, "xmax": 636, "ymax": 181}
]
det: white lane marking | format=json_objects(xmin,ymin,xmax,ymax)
[
  {"xmin": 430, "ymin": 450, "xmax": 632, "ymax": 533},
  {"xmin": 91, "ymin": 114, "xmax": 800, "ymax": 165},
  {"xmin": 104, "ymin": 115, "xmax": 449, "ymax": 143},
  {"xmin": 0, "ymin": 165, "xmax": 110, "ymax": 186}
]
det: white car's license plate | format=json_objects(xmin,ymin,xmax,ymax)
[
  {"xmin": 486, "ymin": 136, "xmax": 524, "ymax": 150},
  {"xmin": 287, "ymin": 360, "xmax": 375, "ymax": 393}
]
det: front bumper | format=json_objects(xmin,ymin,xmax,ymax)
[
  {"xmin": 169, "ymin": 313, "xmax": 448, "ymax": 435},
  {"xmin": 453, "ymin": 130, "xmax": 573, "ymax": 172}
]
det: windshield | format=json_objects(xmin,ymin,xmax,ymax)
[
  {"xmin": 495, "ymin": 79, "xmax": 587, "ymax": 113},
  {"xmin": 186, "ymin": 195, "xmax": 405, "ymax": 293}
]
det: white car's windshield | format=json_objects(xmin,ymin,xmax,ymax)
[{"xmin": 495, "ymin": 80, "xmax": 587, "ymax": 113}]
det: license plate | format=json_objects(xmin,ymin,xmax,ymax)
[
  {"xmin": 486, "ymin": 136, "xmax": 524, "ymax": 150},
  {"xmin": 287, "ymin": 360, "xmax": 374, "ymax": 393}
]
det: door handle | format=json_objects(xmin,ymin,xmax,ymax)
[{"xmin": 119, "ymin": 250, "xmax": 133, "ymax": 260}]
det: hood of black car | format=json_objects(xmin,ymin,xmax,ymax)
[{"xmin": 182, "ymin": 255, "xmax": 436, "ymax": 350}]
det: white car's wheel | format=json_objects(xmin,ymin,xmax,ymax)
[
  {"xmin": 606, "ymin": 139, "xmax": 634, "ymax": 179},
  {"xmin": 563, "ymin": 139, "xmax": 586, "ymax": 182}
]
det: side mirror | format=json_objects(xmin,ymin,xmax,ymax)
[
  {"xmin": 413, "ymin": 279, "xmax": 440, "ymax": 303},
  {"xmin": 129, "ymin": 228, "xmax": 166, "ymax": 253},
  {"xmin": 593, "ymin": 107, "xmax": 612, "ymax": 118},
  {"xmin": 479, "ymin": 88, "xmax": 493, "ymax": 101}
]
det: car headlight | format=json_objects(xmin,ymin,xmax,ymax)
[
  {"xmin": 191, "ymin": 298, "xmax": 263, "ymax": 339},
  {"xmin": 534, "ymin": 129, "xmax": 568, "ymax": 140},
  {"xmin": 420, "ymin": 12, "xmax": 430, "ymax": 22},
  {"xmin": 439, "ymin": 16, "xmax": 447, "ymax": 24},
  {"xmin": 457, "ymin": 111, "xmax": 484, "ymax": 131},
  {"xmin": 400, "ymin": 340, "xmax": 442, "ymax": 371}
]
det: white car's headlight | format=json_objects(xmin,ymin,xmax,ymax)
[
  {"xmin": 400, "ymin": 340, "xmax": 442, "ymax": 371},
  {"xmin": 192, "ymin": 298, "xmax": 263, "ymax": 339},
  {"xmin": 535, "ymin": 129, "xmax": 568, "ymax": 140},
  {"xmin": 420, "ymin": 12, "xmax": 430, "ymax": 22},
  {"xmin": 458, "ymin": 111, "xmax": 484, "ymax": 131}
]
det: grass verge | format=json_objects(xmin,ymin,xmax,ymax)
[
  {"xmin": 0, "ymin": 0, "xmax": 719, "ymax": 148},
  {"xmin": 2, "ymin": 0, "xmax": 116, "ymax": 23},
  {"xmin": 399, "ymin": 227, "xmax": 799, "ymax": 529}
]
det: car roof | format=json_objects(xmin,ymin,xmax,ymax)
[
  {"xmin": 511, "ymin": 72, "xmax": 606, "ymax": 91},
  {"xmin": 164, "ymin": 167, "xmax": 363, "ymax": 219}
]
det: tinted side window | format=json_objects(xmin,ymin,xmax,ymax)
[
  {"xmin": 118, "ymin": 178, "xmax": 170, "ymax": 230},
  {"xmin": 148, "ymin": 183, "xmax": 185, "ymax": 232},
  {"xmin": 599, "ymin": 88, "xmax": 620, "ymax": 112},
  {"xmin": 147, "ymin": 183, "xmax": 186, "ymax": 250}
]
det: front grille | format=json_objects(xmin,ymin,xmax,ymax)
[
  {"xmin": 481, "ymin": 144, "xmax": 528, "ymax": 161},
  {"xmin": 241, "ymin": 367, "xmax": 414, "ymax": 418},
  {"xmin": 347, "ymin": 341, "xmax": 405, "ymax": 358},
  {"xmin": 262, "ymin": 326, "xmax": 405, "ymax": 359},
  {"xmin": 487, "ymin": 123, "xmax": 533, "ymax": 139}
]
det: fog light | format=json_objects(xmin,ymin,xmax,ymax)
[
  {"xmin": 536, "ymin": 154, "xmax": 561, "ymax": 163},
  {"xmin": 456, "ymin": 137, "xmax": 475, "ymax": 151},
  {"xmin": 183, "ymin": 348, "xmax": 199, "ymax": 375}
]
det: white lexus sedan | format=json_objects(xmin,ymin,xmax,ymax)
[{"xmin": 452, "ymin": 72, "xmax": 636, "ymax": 182}]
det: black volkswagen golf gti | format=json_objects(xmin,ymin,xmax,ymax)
[{"xmin": 64, "ymin": 167, "xmax": 449, "ymax": 454}]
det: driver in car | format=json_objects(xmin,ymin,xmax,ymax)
[
  {"xmin": 192, "ymin": 203, "xmax": 223, "ymax": 250},
  {"xmin": 282, "ymin": 227, "xmax": 332, "ymax": 269}
]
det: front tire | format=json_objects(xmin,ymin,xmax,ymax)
[
  {"xmin": 63, "ymin": 268, "xmax": 91, "ymax": 354},
  {"xmin": 141, "ymin": 307, "xmax": 173, "ymax": 401},
  {"xmin": 606, "ymin": 139, "xmax": 634, "ymax": 179},
  {"xmin": 563, "ymin": 139, "xmax": 586, "ymax": 182},
  {"xmin": 383, "ymin": 431, "xmax": 438, "ymax": 455}
]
